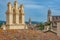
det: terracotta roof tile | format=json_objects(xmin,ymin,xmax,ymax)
[{"xmin": 0, "ymin": 29, "xmax": 59, "ymax": 40}]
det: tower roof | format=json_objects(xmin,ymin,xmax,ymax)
[
  {"xmin": 8, "ymin": 2, "xmax": 11, "ymax": 6},
  {"xmin": 29, "ymin": 17, "xmax": 31, "ymax": 24},
  {"xmin": 8, "ymin": 2, "xmax": 11, "ymax": 4},
  {"xmin": 48, "ymin": 8, "xmax": 51, "ymax": 16},
  {"xmin": 20, "ymin": 4, "xmax": 24, "ymax": 8},
  {"xmin": 14, "ymin": 1, "xmax": 18, "ymax": 5},
  {"xmin": 48, "ymin": 9, "xmax": 51, "ymax": 13}
]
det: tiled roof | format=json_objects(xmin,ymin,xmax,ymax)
[{"xmin": 0, "ymin": 29, "xmax": 60, "ymax": 40}]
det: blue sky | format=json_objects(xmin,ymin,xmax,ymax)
[{"xmin": 0, "ymin": 0, "xmax": 60, "ymax": 22}]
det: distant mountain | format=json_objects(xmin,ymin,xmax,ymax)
[
  {"xmin": 0, "ymin": 21, "xmax": 6, "ymax": 27},
  {"xmin": 0, "ymin": 21, "xmax": 6, "ymax": 24},
  {"xmin": 25, "ymin": 21, "xmax": 40, "ymax": 24},
  {"xmin": 0, "ymin": 21, "xmax": 40, "ymax": 24}
]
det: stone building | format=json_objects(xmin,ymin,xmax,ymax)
[
  {"xmin": 47, "ymin": 9, "xmax": 60, "ymax": 31},
  {"xmin": 1, "ymin": 1, "xmax": 28, "ymax": 29},
  {"xmin": 57, "ymin": 22, "xmax": 60, "ymax": 36}
]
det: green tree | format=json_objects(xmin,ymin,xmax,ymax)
[
  {"xmin": 39, "ymin": 23, "xmax": 44, "ymax": 30},
  {"xmin": 45, "ymin": 21, "xmax": 52, "ymax": 30}
]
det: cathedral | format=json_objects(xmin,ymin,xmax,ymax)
[{"xmin": 1, "ymin": 1, "xmax": 28, "ymax": 30}]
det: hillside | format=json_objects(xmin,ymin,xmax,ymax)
[
  {"xmin": 0, "ymin": 21, "xmax": 6, "ymax": 27},
  {"xmin": 0, "ymin": 29, "xmax": 60, "ymax": 40},
  {"xmin": 0, "ymin": 21, "xmax": 40, "ymax": 27},
  {"xmin": 0, "ymin": 21, "xmax": 40, "ymax": 24},
  {"xmin": 25, "ymin": 21, "xmax": 40, "ymax": 24}
]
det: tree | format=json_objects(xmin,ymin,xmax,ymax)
[
  {"xmin": 45, "ymin": 21, "xmax": 52, "ymax": 30},
  {"xmin": 39, "ymin": 22, "xmax": 44, "ymax": 30}
]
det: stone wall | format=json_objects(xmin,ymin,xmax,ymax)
[
  {"xmin": 57, "ymin": 22, "xmax": 60, "ymax": 36},
  {"xmin": 44, "ymin": 26, "xmax": 50, "ymax": 31},
  {"xmin": 7, "ymin": 24, "xmax": 28, "ymax": 29}
]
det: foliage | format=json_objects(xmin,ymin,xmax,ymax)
[
  {"xmin": 39, "ymin": 23, "xmax": 44, "ymax": 30},
  {"xmin": 45, "ymin": 21, "xmax": 52, "ymax": 26},
  {"xmin": 0, "ymin": 23, "xmax": 3, "ymax": 27},
  {"xmin": 0, "ymin": 22, "xmax": 6, "ymax": 27}
]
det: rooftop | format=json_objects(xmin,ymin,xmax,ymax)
[{"xmin": 0, "ymin": 29, "xmax": 60, "ymax": 40}]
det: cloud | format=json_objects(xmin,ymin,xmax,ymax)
[{"xmin": 24, "ymin": 4, "xmax": 46, "ymax": 9}]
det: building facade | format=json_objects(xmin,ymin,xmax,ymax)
[{"xmin": 47, "ymin": 9, "xmax": 60, "ymax": 31}]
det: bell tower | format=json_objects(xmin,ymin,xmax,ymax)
[
  {"xmin": 48, "ymin": 9, "xmax": 52, "ymax": 22},
  {"xmin": 29, "ymin": 17, "xmax": 31, "ymax": 25}
]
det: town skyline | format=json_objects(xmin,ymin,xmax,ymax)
[{"xmin": 0, "ymin": 0, "xmax": 60, "ymax": 22}]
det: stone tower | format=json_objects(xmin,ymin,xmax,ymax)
[
  {"xmin": 19, "ymin": 4, "xmax": 25, "ymax": 24},
  {"xmin": 6, "ymin": 1, "xmax": 27, "ymax": 29},
  {"xmin": 47, "ymin": 9, "xmax": 52, "ymax": 30},
  {"xmin": 13, "ymin": 1, "xmax": 19, "ymax": 24},
  {"xmin": 48, "ymin": 9, "xmax": 52, "ymax": 22},
  {"xmin": 29, "ymin": 17, "xmax": 31, "ymax": 25},
  {"xmin": 6, "ymin": 2, "xmax": 13, "ymax": 25}
]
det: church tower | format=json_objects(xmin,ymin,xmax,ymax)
[
  {"xmin": 29, "ymin": 17, "xmax": 31, "ymax": 25},
  {"xmin": 13, "ymin": 1, "xmax": 19, "ymax": 24},
  {"xmin": 19, "ymin": 4, "xmax": 25, "ymax": 24},
  {"xmin": 6, "ymin": 2, "xmax": 13, "ymax": 25},
  {"xmin": 48, "ymin": 9, "xmax": 52, "ymax": 22}
]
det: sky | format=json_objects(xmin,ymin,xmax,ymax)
[{"xmin": 0, "ymin": 0, "xmax": 60, "ymax": 22}]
